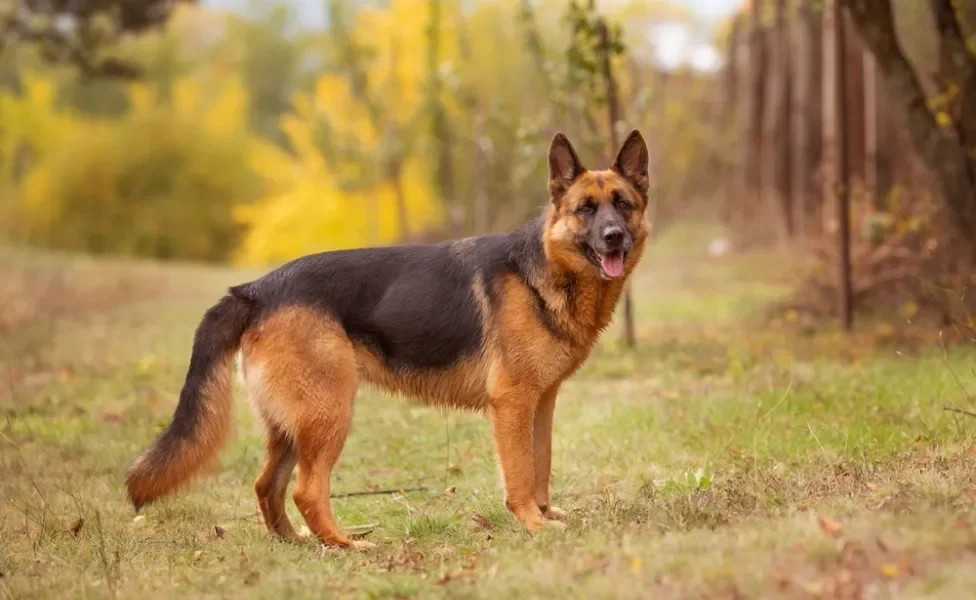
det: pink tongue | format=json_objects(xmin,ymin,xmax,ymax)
[{"xmin": 600, "ymin": 253, "xmax": 625, "ymax": 278}]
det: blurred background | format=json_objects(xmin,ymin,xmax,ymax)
[{"xmin": 0, "ymin": 0, "xmax": 974, "ymax": 329}]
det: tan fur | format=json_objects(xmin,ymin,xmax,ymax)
[{"xmin": 125, "ymin": 352, "xmax": 236, "ymax": 509}]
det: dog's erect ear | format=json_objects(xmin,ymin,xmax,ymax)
[
  {"xmin": 548, "ymin": 132, "xmax": 585, "ymax": 204},
  {"xmin": 612, "ymin": 129, "xmax": 649, "ymax": 196}
]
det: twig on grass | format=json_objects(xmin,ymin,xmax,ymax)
[
  {"xmin": 944, "ymin": 407, "xmax": 976, "ymax": 419},
  {"xmin": 331, "ymin": 486, "xmax": 428, "ymax": 499}
]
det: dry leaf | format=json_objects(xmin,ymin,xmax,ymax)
[
  {"xmin": 214, "ymin": 525, "xmax": 226, "ymax": 539},
  {"xmin": 70, "ymin": 518, "xmax": 84, "ymax": 537},
  {"xmin": 193, "ymin": 550, "xmax": 204, "ymax": 561},
  {"xmin": 444, "ymin": 486, "xmax": 456, "ymax": 495},
  {"xmin": 817, "ymin": 515, "xmax": 843, "ymax": 538},
  {"xmin": 879, "ymin": 563, "xmax": 899, "ymax": 578},
  {"xmin": 471, "ymin": 514, "xmax": 491, "ymax": 530},
  {"xmin": 100, "ymin": 412, "xmax": 123, "ymax": 424},
  {"xmin": 631, "ymin": 556, "xmax": 643, "ymax": 575},
  {"xmin": 132, "ymin": 515, "xmax": 146, "ymax": 525}
]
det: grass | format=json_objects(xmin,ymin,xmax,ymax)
[{"xmin": 2, "ymin": 226, "xmax": 976, "ymax": 599}]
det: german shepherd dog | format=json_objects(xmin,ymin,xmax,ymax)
[{"xmin": 126, "ymin": 130, "xmax": 650, "ymax": 549}]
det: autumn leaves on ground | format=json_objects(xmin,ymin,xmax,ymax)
[{"xmin": 2, "ymin": 225, "xmax": 976, "ymax": 599}]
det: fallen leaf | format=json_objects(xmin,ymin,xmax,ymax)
[
  {"xmin": 817, "ymin": 515, "xmax": 843, "ymax": 538},
  {"xmin": 471, "ymin": 514, "xmax": 491, "ymax": 530},
  {"xmin": 879, "ymin": 563, "xmax": 899, "ymax": 578},
  {"xmin": 444, "ymin": 486, "xmax": 456, "ymax": 495},
  {"xmin": 100, "ymin": 412, "xmax": 123, "ymax": 424},
  {"xmin": 193, "ymin": 550, "xmax": 204, "ymax": 561},
  {"xmin": 132, "ymin": 515, "xmax": 146, "ymax": 525},
  {"xmin": 214, "ymin": 525, "xmax": 226, "ymax": 539},
  {"xmin": 70, "ymin": 518, "xmax": 84, "ymax": 537},
  {"xmin": 631, "ymin": 556, "xmax": 643, "ymax": 575}
]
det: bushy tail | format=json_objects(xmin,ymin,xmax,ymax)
[{"xmin": 126, "ymin": 292, "xmax": 254, "ymax": 510}]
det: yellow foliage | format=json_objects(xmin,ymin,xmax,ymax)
[
  {"xmin": 6, "ymin": 72, "xmax": 262, "ymax": 262},
  {"xmin": 233, "ymin": 0, "xmax": 458, "ymax": 265},
  {"xmin": 236, "ymin": 153, "xmax": 442, "ymax": 266}
]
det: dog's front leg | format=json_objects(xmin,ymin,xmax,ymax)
[
  {"xmin": 488, "ymin": 383, "xmax": 548, "ymax": 533},
  {"xmin": 533, "ymin": 385, "xmax": 566, "ymax": 521}
]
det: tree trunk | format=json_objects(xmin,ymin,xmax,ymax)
[
  {"xmin": 863, "ymin": 49, "xmax": 880, "ymax": 209},
  {"xmin": 427, "ymin": 0, "xmax": 462, "ymax": 231},
  {"xmin": 722, "ymin": 14, "xmax": 742, "ymax": 227},
  {"xmin": 472, "ymin": 110, "xmax": 490, "ymax": 236},
  {"xmin": 842, "ymin": 0, "xmax": 976, "ymax": 237},
  {"xmin": 843, "ymin": 11, "xmax": 866, "ymax": 186},
  {"xmin": 742, "ymin": 1, "xmax": 767, "ymax": 234},
  {"xmin": 825, "ymin": 0, "xmax": 854, "ymax": 330},
  {"xmin": 598, "ymin": 19, "xmax": 635, "ymax": 349},
  {"xmin": 390, "ymin": 159, "xmax": 411, "ymax": 240},
  {"xmin": 792, "ymin": 0, "xmax": 824, "ymax": 237},
  {"xmin": 770, "ymin": 0, "xmax": 792, "ymax": 238}
]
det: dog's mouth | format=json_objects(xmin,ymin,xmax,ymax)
[{"xmin": 584, "ymin": 246, "xmax": 627, "ymax": 280}]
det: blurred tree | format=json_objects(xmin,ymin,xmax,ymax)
[
  {"xmin": 743, "ymin": 0, "xmax": 767, "ymax": 235},
  {"xmin": 7, "ymin": 74, "xmax": 261, "ymax": 261},
  {"xmin": 0, "ymin": 0, "xmax": 196, "ymax": 78},
  {"xmin": 763, "ymin": 0, "xmax": 792, "ymax": 238},
  {"xmin": 843, "ymin": 0, "xmax": 976, "ymax": 238},
  {"xmin": 825, "ymin": 0, "xmax": 853, "ymax": 329},
  {"xmin": 790, "ymin": 0, "xmax": 823, "ymax": 237},
  {"xmin": 225, "ymin": 2, "xmax": 313, "ymax": 146}
]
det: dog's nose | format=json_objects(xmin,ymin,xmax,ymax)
[{"xmin": 602, "ymin": 227, "xmax": 624, "ymax": 248}]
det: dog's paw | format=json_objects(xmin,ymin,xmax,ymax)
[{"xmin": 543, "ymin": 505, "xmax": 567, "ymax": 521}]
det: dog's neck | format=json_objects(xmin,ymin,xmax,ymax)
[{"xmin": 517, "ymin": 214, "xmax": 629, "ymax": 346}]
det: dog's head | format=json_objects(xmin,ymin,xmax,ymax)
[{"xmin": 543, "ymin": 130, "xmax": 650, "ymax": 281}]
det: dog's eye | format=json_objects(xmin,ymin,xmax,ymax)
[
  {"xmin": 613, "ymin": 194, "xmax": 632, "ymax": 211},
  {"xmin": 576, "ymin": 203, "xmax": 595, "ymax": 216}
]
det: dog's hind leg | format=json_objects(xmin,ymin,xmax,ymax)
[
  {"xmin": 290, "ymin": 367, "xmax": 365, "ymax": 549},
  {"xmin": 242, "ymin": 307, "xmax": 371, "ymax": 551},
  {"xmin": 254, "ymin": 423, "xmax": 299, "ymax": 540}
]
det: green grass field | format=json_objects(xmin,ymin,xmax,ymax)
[{"xmin": 3, "ymin": 225, "xmax": 976, "ymax": 599}]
